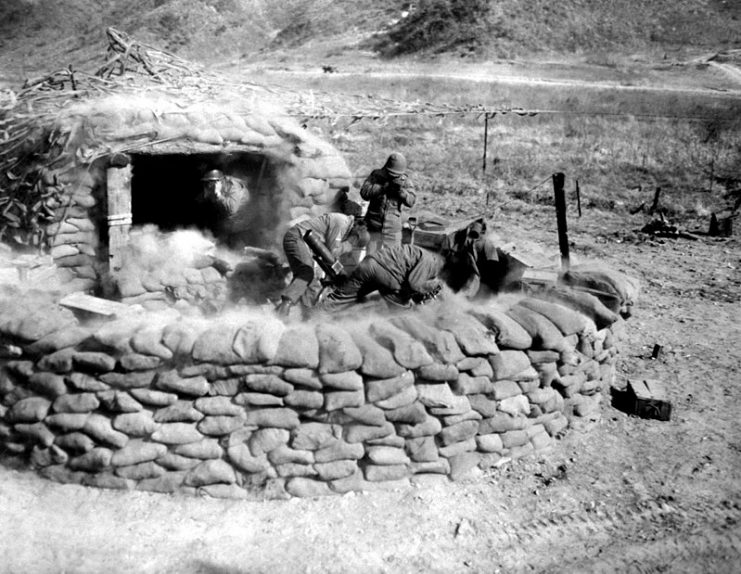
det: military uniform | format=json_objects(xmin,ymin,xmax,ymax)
[
  {"xmin": 281, "ymin": 213, "xmax": 356, "ymax": 306},
  {"xmin": 361, "ymin": 153, "xmax": 416, "ymax": 252},
  {"xmin": 326, "ymin": 244, "xmax": 444, "ymax": 308},
  {"xmin": 198, "ymin": 172, "xmax": 250, "ymax": 247},
  {"xmin": 442, "ymin": 220, "xmax": 504, "ymax": 297}
]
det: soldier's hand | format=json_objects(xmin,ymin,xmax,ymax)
[
  {"xmin": 212, "ymin": 257, "xmax": 233, "ymax": 276},
  {"xmin": 386, "ymin": 181, "xmax": 402, "ymax": 198}
]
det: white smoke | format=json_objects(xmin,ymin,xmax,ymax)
[{"xmin": 126, "ymin": 225, "xmax": 218, "ymax": 271}]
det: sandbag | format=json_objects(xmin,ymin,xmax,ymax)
[
  {"xmin": 517, "ymin": 298, "xmax": 589, "ymax": 336},
  {"xmin": 389, "ymin": 314, "xmax": 465, "ymax": 364},
  {"xmin": 507, "ymin": 304, "xmax": 567, "ymax": 350},
  {"xmin": 469, "ymin": 306, "xmax": 532, "ymax": 350},
  {"xmin": 348, "ymin": 329, "xmax": 406, "ymax": 378},
  {"xmin": 536, "ymin": 286, "xmax": 619, "ymax": 330}
]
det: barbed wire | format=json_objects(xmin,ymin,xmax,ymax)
[{"xmin": 290, "ymin": 107, "xmax": 739, "ymax": 123}]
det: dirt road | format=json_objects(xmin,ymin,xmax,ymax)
[{"xmin": 244, "ymin": 65, "xmax": 741, "ymax": 97}]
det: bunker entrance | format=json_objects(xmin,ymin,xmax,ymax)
[{"xmin": 128, "ymin": 152, "xmax": 284, "ymax": 250}]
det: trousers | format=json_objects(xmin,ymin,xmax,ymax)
[{"xmin": 281, "ymin": 228, "xmax": 317, "ymax": 305}]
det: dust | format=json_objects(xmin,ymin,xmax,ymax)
[{"xmin": 123, "ymin": 225, "xmax": 221, "ymax": 270}]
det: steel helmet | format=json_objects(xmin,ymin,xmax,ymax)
[
  {"xmin": 354, "ymin": 226, "xmax": 371, "ymax": 249},
  {"xmin": 201, "ymin": 169, "xmax": 223, "ymax": 182},
  {"xmin": 383, "ymin": 152, "xmax": 407, "ymax": 176}
]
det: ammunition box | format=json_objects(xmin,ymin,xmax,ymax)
[{"xmin": 627, "ymin": 378, "xmax": 672, "ymax": 421}]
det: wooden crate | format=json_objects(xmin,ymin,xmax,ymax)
[{"xmin": 627, "ymin": 379, "xmax": 672, "ymax": 421}]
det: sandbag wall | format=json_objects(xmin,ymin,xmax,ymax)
[
  {"xmin": 115, "ymin": 257, "xmax": 231, "ymax": 313},
  {"xmin": 0, "ymin": 289, "xmax": 625, "ymax": 499},
  {"xmin": 33, "ymin": 164, "xmax": 232, "ymax": 308},
  {"xmin": 42, "ymin": 166, "xmax": 104, "ymax": 294}
]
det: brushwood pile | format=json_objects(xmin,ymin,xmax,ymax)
[{"xmin": 0, "ymin": 271, "xmax": 636, "ymax": 499}]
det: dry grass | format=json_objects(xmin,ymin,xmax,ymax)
[
  {"xmin": 326, "ymin": 114, "xmax": 737, "ymax": 218},
  {"xmin": 287, "ymin": 72, "xmax": 741, "ymax": 225}
]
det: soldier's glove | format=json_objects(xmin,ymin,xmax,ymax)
[{"xmin": 386, "ymin": 177, "xmax": 403, "ymax": 196}]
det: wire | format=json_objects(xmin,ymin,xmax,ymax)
[{"xmin": 290, "ymin": 107, "xmax": 738, "ymax": 122}]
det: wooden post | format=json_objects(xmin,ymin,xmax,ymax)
[
  {"xmin": 708, "ymin": 158, "xmax": 714, "ymax": 193},
  {"xmin": 106, "ymin": 162, "xmax": 133, "ymax": 275},
  {"xmin": 650, "ymin": 186, "xmax": 662, "ymax": 213},
  {"xmin": 575, "ymin": 179, "xmax": 582, "ymax": 218},
  {"xmin": 482, "ymin": 113, "xmax": 489, "ymax": 176},
  {"xmin": 483, "ymin": 113, "xmax": 491, "ymax": 210},
  {"xmin": 553, "ymin": 172, "xmax": 570, "ymax": 270}
]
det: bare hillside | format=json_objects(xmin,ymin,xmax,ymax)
[{"xmin": 1, "ymin": 0, "xmax": 740, "ymax": 76}]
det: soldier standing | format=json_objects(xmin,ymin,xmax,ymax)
[{"xmin": 360, "ymin": 152, "xmax": 416, "ymax": 253}]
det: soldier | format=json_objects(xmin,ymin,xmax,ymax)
[
  {"xmin": 198, "ymin": 169, "xmax": 250, "ymax": 247},
  {"xmin": 442, "ymin": 218, "xmax": 506, "ymax": 297},
  {"xmin": 361, "ymin": 152, "xmax": 416, "ymax": 253},
  {"xmin": 324, "ymin": 243, "xmax": 445, "ymax": 309},
  {"xmin": 276, "ymin": 213, "xmax": 370, "ymax": 315}
]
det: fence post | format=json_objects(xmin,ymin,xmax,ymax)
[
  {"xmin": 482, "ymin": 113, "xmax": 489, "ymax": 176},
  {"xmin": 650, "ymin": 186, "xmax": 662, "ymax": 213},
  {"xmin": 553, "ymin": 172, "xmax": 570, "ymax": 270},
  {"xmin": 483, "ymin": 113, "xmax": 490, "ymax": 209},
  {"xmin": 575, "ymin": 179, "xmax": 582, "ymax": 217}
]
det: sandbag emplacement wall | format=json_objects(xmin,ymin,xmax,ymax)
[{"xmin": 0, "ymin": 287, "xmax": 628, "ymax": 499}]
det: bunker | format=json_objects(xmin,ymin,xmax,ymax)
[{"xmin": 0, "ymin": 29, "xmax": 640, "ymax": 500}]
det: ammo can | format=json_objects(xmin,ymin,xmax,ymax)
[{"xmin": 627, "ymin": 379, "xmax": 672, "ymax": 421}]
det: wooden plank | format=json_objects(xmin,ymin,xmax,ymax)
[
  {"xmin": 106, "ymin": 164, "xmax": 133, "ymax": 275},
  {"xmin": 60, "ymin": 292, "xmax": 136, "ymax": 318}
]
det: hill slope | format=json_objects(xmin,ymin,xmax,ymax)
[{"xmin": 1, "ymin": 0, "xmax": 740, "ymax": 75}]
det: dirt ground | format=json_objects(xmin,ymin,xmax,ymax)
[
  {"xmin": 1, "ymin": 201, "xmax": 739, "ymax": 574},
  {"xmin": 1, "ymin": 17, "xmax": 740, "ymax": 570}
]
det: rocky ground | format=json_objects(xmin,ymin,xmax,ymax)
[{"xmin": 1, "ymin": 201, "xmax": 739, "ymax": 573}]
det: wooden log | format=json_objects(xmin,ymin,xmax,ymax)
[{"xmin": 106, "ymin": 165, "xmax": 132, "ymax": 275}]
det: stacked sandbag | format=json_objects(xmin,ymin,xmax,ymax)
[
  {"xmin": 38, "ymin": 167, "xmax": 103, "ymax": 294},
  {"xmin": 116, "ymin": 258, "xmax": 229, "ymax": 314},
  {"xmin": 559, "ymin": 263, "xmax": 641, "ymax": 318},
  {"xmin": 21, "ymin": 94, "xmax": 354, "ymax": 297},
  {"xmin": 60, "ymin": 94, "xmax": 352, "ymax": 226},
  {"xmin": 0, "ymin": 281, "xmax": 629, "ymax": 499}
]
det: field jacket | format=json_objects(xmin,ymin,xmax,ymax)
[
  {"xmin": 360, "ymin": 169, "xmax": 416, "ymax": 243},
  {"xmin": 293, "ymin": 212, "xmax": 355, "ymax": 259},
  {"xmin": 368, "ymin": 244, "xmax": 445, "ymax": 296}
]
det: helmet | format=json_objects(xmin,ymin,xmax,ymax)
[
  {"xmin": 383, "ymin": 152, "xmax": 407, "ymax": 176},
  {"xmin": 201, "ymin": 169, "xmax": 223, "ymax": 182},
  {"xmin": 354, "ymin": 227, "xmax": 371, "ymax": 249},
  {"xmin": 350, "ymin": 218, "xmax": 371, "ymax": 248},
  {"xmin": 467, "ymin": 219, "xmax": 486, "ymax": 240}
]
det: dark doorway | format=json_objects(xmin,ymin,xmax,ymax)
[{"xmin": 130, "ymin": 152, "xmax": 287, "ymax": 250}]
